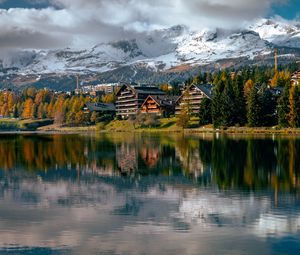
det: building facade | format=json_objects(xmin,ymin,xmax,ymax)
[
  {"xmin": 175, "ymin": 84, "xmax": 212, "ymax": 115},
  {"xmin": 115, "ymin": 85, "xmax": 165, "ymax": 118},
  {"xmin": 141, "ymin": 95, "xmax": 178, "ymax": 117},
  {"xmin": 291, "ymin": 70, "xmax": 300, "ymax": 86}
]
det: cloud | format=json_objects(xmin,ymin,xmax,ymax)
[{"xmin": 0, "ymin": 0, "xmax": 291, "ymax": 50}]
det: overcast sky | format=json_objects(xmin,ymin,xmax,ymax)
[{"xmin": 0, "ymin": 0, "xmax": 299, "ymax": 50}]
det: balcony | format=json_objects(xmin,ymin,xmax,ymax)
[{"xmin": 118, "ymin": 94, "xmax": 136, "ymax": 100}]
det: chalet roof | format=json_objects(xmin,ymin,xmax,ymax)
[
  {"xmin": 116, "ymin": 84, "xmax": 165, "ymax": 96},
  {"xmin": 255, "ymin": 84, "xmax": 283, "ymax": 97},
  {"xmin": 86, "ymin": 103, "xmax": 116, "ymax": 112},
  {"xmin": 134, "ymin": 86, "xmax": 165, "ymax": 95},
  {"xmin": 194, "ymin": 84, "xmax": 213, "ymax": 99},
  {"xmin": 144, "ymin": 95, "xmax": 179, "ymax": 107}
]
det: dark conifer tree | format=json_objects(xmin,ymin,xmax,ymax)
[
  {"xmin": 247, "ymin": 87, "xmax": 261, "ymax": 127},
  {"xmin": 233, "ymin": 75, "xmax": 246, "ymax": 125},
  {"xmin": 259, "ymin": 84, "xmax": 277, "ymax": 126},
  {"xmin": 199, "ymin": 98, "xmax": 212, "ymax": 126},
  {"xmin": 277, "ymin": 82, "xmax": 290, "ymax": 127},
  {"xmin": 212, "ymin": 78, "xmax": 225, "ymax": 128},
  {"xmin": 220, "ymin": 78, "xmax": 235, "ymax": 127}
]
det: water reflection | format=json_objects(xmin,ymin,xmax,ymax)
[
  {"xmin": 0, "ymin": 133, "xmax": 300, "ymax": 254},
  {"xmin": 1, "ymin": 133, "xmax": 300, "ymax": 191}
]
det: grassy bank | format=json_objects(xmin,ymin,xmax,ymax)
[
  {"xmin": 38, "ymin": 124, "xmax": 96, "ymax": 133},
  {"xmin": 0, "ymin": 118, "xmax": 53, "ymax": 131},
  {"xmin": 3, "ymin": 117, "xmax": 300, "ymax": 135},
  {"xmin": 104, "ymin": 118, "xmax": 182, "ymax": 133},
  {"xmin": 185, "ymin": 126, "xmax": 300, "ymax": 135}
]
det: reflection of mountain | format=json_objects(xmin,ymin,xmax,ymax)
[
  {"xmin": 1, "ymin": 134, "xmax": 300, "ymax": 254},
  {"xmin": 0, "ymin": 175, "xmax": 300, "ymax": 254}
]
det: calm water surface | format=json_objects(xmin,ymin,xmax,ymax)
[{"xmin": 0, "ymin": 133, "xmax": 300, "ymax": 255}]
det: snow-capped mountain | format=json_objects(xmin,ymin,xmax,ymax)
[
  {"xmin": 0, "ymin": 17, "xmax": 300, "ymax": 87},
  {"xmin": 249, "ymin": 17, "xmax": 300, "ymax": 48}
]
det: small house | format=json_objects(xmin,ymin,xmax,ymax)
[{"xmin": 141, "ymin": 95, "xmax": 179, "ymax": 117}]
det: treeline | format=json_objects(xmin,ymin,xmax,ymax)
[
  {"xmin": 182, "ymin": 65, "xmax": 300, "ymax": 128},
  {"xmin": 0, "ymin": 88, "xmax": 103, "ymax": 126}
]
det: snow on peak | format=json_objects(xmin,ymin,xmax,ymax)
[{"xmin": 1, "ymin": 17, "xmax": 300, "ymax": 75}]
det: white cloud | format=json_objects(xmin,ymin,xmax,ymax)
[{"xmin": 0, "ymin": 0, "xmax": 291, "ymax": 50}]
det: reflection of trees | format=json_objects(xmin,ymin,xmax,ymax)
[
  {"xmin": 175, "ymin": 136, "xmax": 207, "ymax": 178},
  {"xmin": 1, "ymin": 134, "xmax": 300, "ymax": 192},
  {"xmin": 210, "ymin": 137, "xmax": 300, "ymax": 191},
  {"xmin": 0, "ymin": 135, "xmax": 117, "ymax": 175},
  {"xmin": 211, "ymin": 138, "xmax": 247, "ymax": 189}
]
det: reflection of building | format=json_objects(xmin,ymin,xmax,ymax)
[
  {"xmin": 141, "ymin": 95, "xmax": 179, "ymax": 117},
  {"xmin": 115, "ymin": 84, "xmax": 165, "ymax": 118},
  {"xmin": 116, "ymin": 144, "xmax": 138, "ymax": 174},
  {"xmin": 175, "ymin": 84, "xmax": 212, "ymax": 115},
  {"xmin": 140, "ymin": 147, "xmax": 160, "ymax": 168}
]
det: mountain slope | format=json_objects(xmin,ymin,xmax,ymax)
[{"xmin": 1, "ymin": 17, "xmax": 300, "ymax": 88}]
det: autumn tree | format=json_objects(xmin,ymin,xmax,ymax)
[
  {"xmin": 22, "ymin": 98, "xmax": 34, "ymax": 119},
  {"xmin": 244, "ymin": 79, "xmax": 254, "ymax": 98}
]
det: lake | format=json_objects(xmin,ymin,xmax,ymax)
[{"xmin": 0, "ymin": 133, "xmax": 300, "ymax": 255}]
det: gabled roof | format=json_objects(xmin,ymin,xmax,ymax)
[
  {"xmin": 193, "ymin": 84, "xmax": 213, "ymax": 99},
  {"xmin": 142, "ymin": 95, "xmax": 179, "ymax": 108},
  {"xmin": 116, "ymin": 84, "xmax": 165, "ymax": 96},
  {"xmin": 255, "ymin": 84, "xmax": 283, "ymax": 97},
  {"xmin": 86, "ymin": 103, "xmax": 116, "ymax": 112},
  {"xmin": 134, "ymin": 86, "xmax": 165, "ymax": 95},
  {"xmin": 176, "ymin": 84, "xmax": 213, "ymax": 103}
]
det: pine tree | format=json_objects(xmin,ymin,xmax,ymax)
[
  {"xmin": 233, "ymin": 75, "xmax": 246, "ymax": 125},
  {"xmin": 288, "ymin": 86, "xmax": 296, "ymax": 128},
  {"xmin": 13, "ymin": 105, "xmax": 19, "ymax": 118},
  {"xmin": 259, "ymin": 84, "xmax": 277, "ymax": 126},
  {"xmin": 212, "ymin": 79, "xmax": 225, "ymax": 128},
  {"xmin": 295, "ymin": 86, "xmax": 300, "ymax": 127},
  {"xmin": 277, "ymin": 82, "xmax": 290, "ymax": 127},
  {"xmin": 220, "ymin": 78, "xmax": 235, "ymax": 127},
  {"xmin": 247, "ymin": 87, "xmax": 261, "ymax": 127},
  {"xmin": 199, "ymin": 98, "xmax": 212, "ymax": 126}
]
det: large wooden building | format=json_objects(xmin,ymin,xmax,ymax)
[
  {"xmin": 115, "ymin": 85, "xmax": 165, "ymax": 118},
  {"xmin": 291, "ymin": 70, "xmax": 300, "ymax": 86},
  {"xmin": 141, "ymin": 95, "xmax": 179, "ymax": 117},
  {"xmin": 175, "ymin": 84, "xmax": 212, "ymax": 115}
]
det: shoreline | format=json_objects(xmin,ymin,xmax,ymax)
[{"xmin": 2, "ymin": 126, "xmax": 300, "ymax": 136}]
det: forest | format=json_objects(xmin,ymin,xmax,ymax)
[
  {"xmin": 178, "ymin": 64, "xmax": 300, "ymax": 128},
  {"xmin": 0, "ymin": 87, "xmax": 115, "ymax": 126},
  {"xmin": 0, "ymin": 63, "xmax": 300, "ymax": 129}
]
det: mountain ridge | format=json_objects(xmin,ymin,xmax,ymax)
[{"xmin": 1, "ymin": 17, "xmax": 300, "ymax": 89}]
